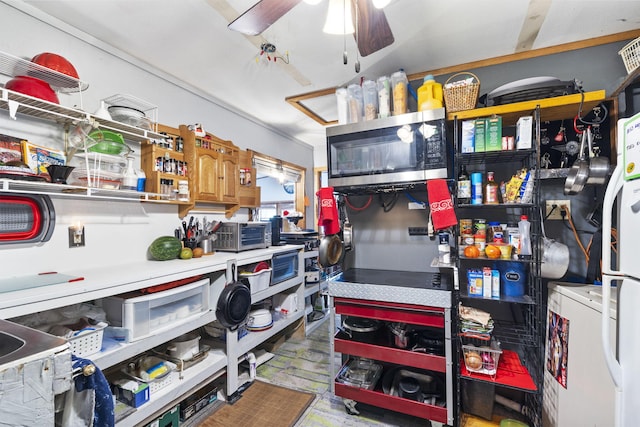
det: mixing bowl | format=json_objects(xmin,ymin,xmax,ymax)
[{"xmin": 5, "ymin": 75, "xmax": 59, "ymax": 104}]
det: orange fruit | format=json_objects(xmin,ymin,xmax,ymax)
[
  {"xmin": 485, "ymin": 244, "xmax": 501, "ymax": 259},
  {"xmin": 464, "ymin": 245, "xmax": 480, "ymax": 258}
]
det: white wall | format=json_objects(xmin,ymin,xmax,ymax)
[{"xmin": 0, "ymin": 3, "xmax": 314, "ymax": 277}]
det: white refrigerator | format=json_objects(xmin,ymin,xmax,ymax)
[
  {"xmin": 601, "ymin": 111, "xmax": 640, "ymax": 427},
  {"xmin": 543, "ymin": 283, "xmax": 617, "ymax": 427}
]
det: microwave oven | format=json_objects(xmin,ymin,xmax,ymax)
[
  {"xmin": 326, "ymin": 109, "xmax": 448, "ymax": 191},
  {"xmin": 211, "ymin": 222, "xmax": 270, "ymax": 252}
]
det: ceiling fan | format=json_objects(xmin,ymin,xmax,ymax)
[{"xmin": 228, "ymin": 0, "xmax": 394, "ymax": 57}]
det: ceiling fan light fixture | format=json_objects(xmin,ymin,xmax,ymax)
[
  {"xmin": 372, "ymin": 0, "xmax": 391, "ymax": 9},
  {"xmin": 323, "ymin": 0, "xmax": 355, "ymax": 34}
]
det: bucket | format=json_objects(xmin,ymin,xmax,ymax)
[
  {"xmin": 500, "ymin": 262, "xmax": 527, "ymax": 297},
  {"xmin": 417, "ymin": 75, "xmax": 443, "ymax": 111}
]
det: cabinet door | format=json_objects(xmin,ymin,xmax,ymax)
[
  {"xmin": 220, "ymin": 152, "xmax": 238, "ymax": 202},
  {"xmin": 196, "ymin": 149, "xmax": 221, "ymax": 201}
]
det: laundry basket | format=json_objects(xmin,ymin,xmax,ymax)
[
  {"xmin": 443, "ymin": 72, "xmax": 480, "ymax": 113},
  {"xmin": 619, "ymin": 36, "xmax": 640, "ymax": 74}
]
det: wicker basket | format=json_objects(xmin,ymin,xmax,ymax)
[
  {"xmin": 619, "ymin": 36, "xmax": 640, "ymax": 74},
  {"xmin": 443, "ymin": 72, "xmax": 480, "ymax": 113}
]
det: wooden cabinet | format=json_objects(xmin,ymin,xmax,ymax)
[
  {"xmin": 237, "ymin": 149, "xmax": 261, "ymax": 208},
  {"xmin": 140, "ymin": 124, "xmax": 189, "ymax": 203},
  {"xmin": 180, "ymin": 124, "xmax": 240, "ymax": 217}
]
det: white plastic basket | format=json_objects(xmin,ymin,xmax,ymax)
[
  {"xmin": 619, "ymin": 36, "xmax": 640, "ymax": 74},
  {"xmin": 67, "ymin": 321, "xmax": 107, "ymax": 357},
  {"xmin": 239, "ymin": 268, "xmax": 272, "ymax": 294}
]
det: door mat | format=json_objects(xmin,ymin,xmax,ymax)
[{"xmin": 199, "ymin": 380, "xmax": 315, "ymax": 427}]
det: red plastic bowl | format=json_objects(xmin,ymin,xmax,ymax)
[
  {"xmin": 31, "ymin": 52, "xmax": 79, "ymax": 79},
  {"xmin": 5, "ymin": 75, "xmax": 59, "ymax": 104}
]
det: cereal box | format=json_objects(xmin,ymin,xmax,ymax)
[
  {"xmin": 22, "ymin": 141, "xmax": 66, "ymax": 174},
  {"xmin": 0, "ymin": 134, "xmax": 26, "ymax": 164}
]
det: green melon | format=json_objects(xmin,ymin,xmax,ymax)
[{"xmin": 148, "ymin": 236, "xmax": 182, "ymax": 261}]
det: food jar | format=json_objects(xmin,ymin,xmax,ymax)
[
  {"xmin": 391, "ymin": 70, "xmax": 408, "ymax": 115},
  {"xmin": 346, "ymin": 84, "xmax": 364, "ymax": 123},
  {"xmin": 362, "ymin": 79, "xmax": 378, "ymax": 121},
  {"xmin": 377, "ymin": 76, "xmax": 391, "ymax": 118}
]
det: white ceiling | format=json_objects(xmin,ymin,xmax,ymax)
[{"xmin": 18, "ymin": 0, "xmax": 640, "ymax": 149}]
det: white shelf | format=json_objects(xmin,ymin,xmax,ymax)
[
  {"xmin": 305, "ymin": 309, "xmax": 329, "ymax": 336},
  {"xmin": 115, "ymin": 348, "xmax": 227, "ymax": 427},
  {"xmin": 0, "ymin": 178, "xmax": 173, "ymax": 203},
  {"xmin": 304, "ymin": 282, "xmax": 321, "ymax": 298},
  {"xmin": 93, "ymin": 311, "xmax": 216, "ymax": 370},
  {"xmin": 303, "ymin": 250, "xmax": 319, "ymax": 259},
  {"xmin": 250, "ymin": 276, "xmax": 303, "ymax": 304},
  {"xmin": 235, "ymin": 310, "xmax": 304, "ymax": 356},
  {"xmin": 0, "ymin": 50, "xmax": 88, "ymax": 92},
  {"xmin": 0, "ymin": 87, "xmax": 165, "ymax": 143}
]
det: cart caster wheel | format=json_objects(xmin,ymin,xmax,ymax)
[{"xmin": 344, "ymin": 399, "xmax": 360, "ymax": 415}]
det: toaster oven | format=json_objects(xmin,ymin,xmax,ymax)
[{"xmin": 211, "ymin": 222, "xmax": 270, "ymax": 252}]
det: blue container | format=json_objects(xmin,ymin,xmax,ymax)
[
  {"xmin": 471, "ymin": 172, "xmax": 483, "ymax": 205},
  {"xmin": 500, "ymin": 262, "xmax": 527, "ymax": 297}
]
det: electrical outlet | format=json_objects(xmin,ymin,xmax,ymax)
[{"xmin": 545, "ymin": 199, "xmax": 570, "ymax": 220}]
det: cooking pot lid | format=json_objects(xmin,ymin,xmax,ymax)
[{"xmin": 343, "ymin": 317, "xmax": 381, "ymax": 332}]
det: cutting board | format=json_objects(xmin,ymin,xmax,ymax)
[{"xmin": 0, "ymin": 272, "xmax": 84, "ymax": 293}]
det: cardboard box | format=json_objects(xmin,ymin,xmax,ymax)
[
  {"xmin": 516, "ymin": 116, "xmax": 533, "ymax": 149},
  {"xmin": 461, "ymin": 120, "xmax": 475, "ymax": 153},
  {"xmin": 21, "ymin": 141, "xmax": 66, "ymax": 174},
  {"xmin": 113, "ymin": 381, "xmax": 150, "ymax": 408},
  {"xmin": 473, "ymin": 118, "xmax": 486, "ymax": 152},
  {"xmin": 485, "ymin": 116, "xmax": 502, "ymax": 151},
  {"xmin": 0, "ymin": 134, "xmax": 26, "ymax": 164}
]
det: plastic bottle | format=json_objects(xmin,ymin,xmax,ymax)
[
  {"xmin": 417, "ymin": 74, "xmax": 443, "ymax": 111},
  {"xmin": 377, "ymin": 76, "xmax": 391, "ymax": 118},
  {"xmin": 122, "ymin": 156, "xmax": 138, "ymax": 190},
  {"xmin": 457, "ymin": 165, "xmax": 471, "ymax": 204},
  {"xmin": 484, "ymin": 171, "xmax": 499, "ymax": 205},
  {"xmin": 471, "ymin": 172, "xmax": 483, "ymax": 205},
  {"xmin": 518, "ymin": 215, "xmax": 532, "ymax": 258},
  {"xmin": 135, "ymin": 168, "xmax": 146, "ymax": 192},
  {"xmin": 390, "ymin": 70, "xmax": 408, "ymax": 115}
]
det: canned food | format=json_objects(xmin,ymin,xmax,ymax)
[
  {"xmin": 473, "ymin": 219, "xmax": 486, "ymax": 238},
  {"xmin": 460, "ymin": 219, "xmax": 473, "ymax": 236}
]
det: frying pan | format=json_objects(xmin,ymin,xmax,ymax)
[
  {"xmin": 564, "ymin": 130, "xmax": 590, "ymax": 195},
  {"xmin": 340, "ymin": 196, "xmax": 353, "ymax": 251},
  {"xmin": 318, "ymin": 234, "xmax": 344, "ymax": 268}
]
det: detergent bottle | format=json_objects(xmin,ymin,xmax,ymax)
[{"xmin": 417, "ymin": 74, "xmax": 443, "ymax": 111}]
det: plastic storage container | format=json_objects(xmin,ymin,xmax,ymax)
[
  {"xmin": 362, "ymin": 79, "xmax": 378, "ymax": 121},
  {"xmin": 101, "ymin": 278, "xmax": 210, "ymax": 341},
  {"xmin": 391, "ymin": 70, "xmax": 408, "ymax": 115},
  {"xmin": 336, "ymin": 87, "xmax": 348, "ymax": 125},
  {"xmin": 239, "ymin": 268, "xmax": 272, "ymax": 294},
  {"xmin": 346, "ymin": 84, "xmax": 364, "ymax": 123},
  {"xmin": 377, "ymin": 76, "xmax": 391, "ymax": 118},
  {"xmin": 417, "ymin": 74, "xmax": 443, "ymax": 111}
]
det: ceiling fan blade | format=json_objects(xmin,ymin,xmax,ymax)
[
  {"xmin": 228, "ymin": 0, "xmax": 303, "ymax": 35},
  {"xmin": 353, "ymin": 0, "xmax": 394, "ymax": 57}
]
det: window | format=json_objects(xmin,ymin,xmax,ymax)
[{"xmin": 251, "ymin": 152, "xmax": 306, "ymax": 228}]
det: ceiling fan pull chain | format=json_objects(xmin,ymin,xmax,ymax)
[
  {"xmin": 354, "ymin": 0, "xmax": 360, "ymax": 73},
  {"xmin": 343, "ymin": 0, "xmax": 348, "ymax": 64}
]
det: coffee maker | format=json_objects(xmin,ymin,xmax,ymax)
[{"xmin": 270, "ymin": 216, "xmax": 283, "ymax": 246}]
